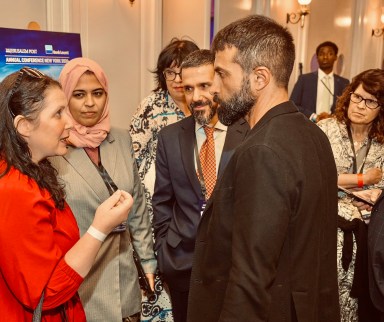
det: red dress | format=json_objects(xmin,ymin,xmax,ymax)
[{"xmin": 0, "ymin": 163, "xmax": 86, "ymax": 321}]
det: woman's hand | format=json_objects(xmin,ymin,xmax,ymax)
[
  {"xmin": 145, "ymin": 273, "xmax": 155, "ymax": 292},
  {"xmin": 65, "ymin": 190, "xmax": 133, "ymax": 277},
  {"xmin": 364, "ymin": 168, "xmax": 383, "ymax": 185},
  {"xmin": 92, "ymin": 190, "xmax": 133, "ymax": 234}
]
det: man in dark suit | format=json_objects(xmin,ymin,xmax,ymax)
[
  {"xmin": 152, "ymin": 49, "xmax": 249, "ymax": 322},
  {"xmin": 290, "ymin": 41, "xmax": 349, "ymax": 121},
  {"xmin": 187, "ymin": 15, "xmax": 340, "ymax": 322}
]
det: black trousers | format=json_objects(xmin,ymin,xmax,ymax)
[{"xmin": 169, "ymin": 287, "xmax": 189, "ymax": 322}]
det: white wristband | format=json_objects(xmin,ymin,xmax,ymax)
[{"xmin": 87, "ymin": 226, "xmax": 107, "ymax": 242}]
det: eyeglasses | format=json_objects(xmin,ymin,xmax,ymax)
[
  {"xmin": 8, "ymin": 67, "xmax": 46, "ymax": 117},
  {"xmin": 350, "ymin": 92, "xmax": 380, "ymax": 110},
  {"xmin": 163, "ymin": 69, "xmax": 182, "ymax": 81}
]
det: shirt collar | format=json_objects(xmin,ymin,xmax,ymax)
[
  {"xmin": 318, "ymin": 69, "xmax": 334, "ymax": 79},
  {"xmin": 195, "ymin": 120, "xmax": 227, "ymax": 133}
]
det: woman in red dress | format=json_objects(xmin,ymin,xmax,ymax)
[{"xmin": 0, "ymin": 67, "xmax": 133, "ymax": 321}]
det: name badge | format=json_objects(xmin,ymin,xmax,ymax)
[{"xmin": 199, "ymin": 199, "xmax": 207, "ymax": 216}]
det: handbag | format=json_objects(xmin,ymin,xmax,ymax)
[{"xmin": 32, "ymin": 291, "xmax": 44, "ymax": 322}]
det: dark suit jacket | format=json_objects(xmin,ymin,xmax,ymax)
[
  {"xmin": 368, "ymin": 191, "xmax": 384, "ymax": 315},
  {"xmin": 152, "ymin": 116, "xmax": 249, "ymax": 291},
  {"xmin": 290, "ymin": 71, "xmax": 349, "ymax": 117},
  {"xmin": 187, "ymin": 102, "xmax": 340, "ymax": 322}
]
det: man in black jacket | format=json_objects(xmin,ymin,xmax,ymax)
[{"xmin": 187, "ymin": 15, "xmax": 340, "ymax": 322}]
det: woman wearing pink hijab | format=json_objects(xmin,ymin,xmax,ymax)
[{"xmin": 50, "ymin": 57, "xmax": 156, "ymax": 322}]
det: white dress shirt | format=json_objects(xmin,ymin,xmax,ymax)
[{"xmin": 316, "ymin": 69, "xmax": 334, "ymax": 114}]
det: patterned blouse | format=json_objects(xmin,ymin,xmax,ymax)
[
  {"xmin": 130, "ymin": 89, "xmax": 186, "ymax": 211},
  {"xmin": 318, "ymin": 117, "xmax": 384, "ymax": 322},
  {"xmin": 318, "ymin": 117, "xmax": 384, "ymax": 219}
]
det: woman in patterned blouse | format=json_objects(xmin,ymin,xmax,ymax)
[
  {"xmin": 317, "ymin": 69, "xmax": 384, "ymax": 322},
  {"xmin": 129, "ymin": 38, "xmax": 199, "ymax": 322}
]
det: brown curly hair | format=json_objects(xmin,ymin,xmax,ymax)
[
  {"xmin": 152, "ymin": 37, "xmax": 199, "ymax": 91},
  {"xmin": 334, "ymin": 69, "xmax": 384, "ymax": 144}
]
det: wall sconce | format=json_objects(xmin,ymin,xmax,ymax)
[
  {"xmin": 372, "ymin": 28, "xmax": 384, "ymax": 37},
  {"xmin": 129, "ymin": 0, "xmax": 135, "ymax": 6},
  {"xmin": 372, "ymin": 8, "xmax": 384, "ymax": 37},
  {"xmin": 286, "ymin": 0, "xmax": 312, "ymax": 28}
]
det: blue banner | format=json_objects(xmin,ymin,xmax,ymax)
[{"xmin": 0, "ymin": 27, "xmax": 82, "ymax": 81}]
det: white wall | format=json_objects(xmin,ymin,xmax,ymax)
[
  {"xmin": 215, "ymin": 0, "xmax": 258, "ymax": 34},
  {"xmin": 162, "ymin": 0, "xmax": 211, "ymax": 49},
  {"xmin": 84, "ymin": 0, "xmax": 141, "ymax": 129},
  {"xmin": 1, "ymin": 1, "xmax": 46, "ymax": 29}
]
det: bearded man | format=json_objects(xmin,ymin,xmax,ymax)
[
  {"xmin": 187, "ymin": 16, "xmax": 341, "ymax": 322},
  {"xmin": 152, "ymin": 49, "xmax": 249, "ymax": 322}
]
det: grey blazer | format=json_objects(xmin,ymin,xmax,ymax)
[{"xmin": 50, "ymin": 127, "xmax": 156, "ymax": 322}]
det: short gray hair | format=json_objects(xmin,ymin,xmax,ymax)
[{"xmin": 180, "ymin": 49, "xmax": 215, "ymax": 71}]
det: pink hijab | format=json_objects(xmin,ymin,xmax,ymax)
[{"xmin": 59, "ymin": 57, "xmax": 110, "ymax": 148}]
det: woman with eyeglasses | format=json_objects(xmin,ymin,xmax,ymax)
[
  {"xmin": 317, "ymin": 68, "xmax": 384, "ymax": 322},
  {"xmin": 130, "ymin": 37, "xmax": 199, "ymax": 208},
  {"xmin": 0, "ymin": 67, "xmax": 133, "ymax": 321},
  {"xmin": 49, "ymin": 58, "xmax": 157, "ymax": 322},
  {"xmin": 129, "ymin": 38, "xmax": 199, "ymax": 321}
]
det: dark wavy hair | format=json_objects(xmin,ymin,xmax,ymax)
[
  {"xmin": 334, "ymin": 69, "xmax": 384, "ymax": 144},
  {"xmin": 0, "ymin": 69, "xmax": 66, "ymax": 209},
  {"xmin": 152, "ymin": 37, "xmax": 199, "ymax": 91}
]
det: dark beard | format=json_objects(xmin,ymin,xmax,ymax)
[
  {"xmin": 215, "ymin": 77, "xmax": 255, "ymax": 126},
  {"xmin": 190, "ymin": 100, "xmax": 217, "ymax": 126}
]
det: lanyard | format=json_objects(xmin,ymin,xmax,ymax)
[
  {"xmin": 320, "ymin": 78, "xmax": 334, "ymax": 96},
  {"xmin": 85, "ymin": 147, "xmax": 118, "ymax": 195},
  {"xmin": 194, "ymin": 137, "xmax": 208, "ymax": 201},
  {"xmin": 85, "ymin": 148, "xmax": 127, "ymax": 233},
  {"xmin": 346, "ymin": 126, "xmax": 371, "ymax": 174}
]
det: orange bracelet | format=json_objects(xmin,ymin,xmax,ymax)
[{"xmin": 357, "ymin": 173, "xmax": 364, "ymax": 188}]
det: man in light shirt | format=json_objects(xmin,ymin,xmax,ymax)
[
  {"xmin": 290, "ymin": 41, "xmax": 349, "ymax": 121},
  {"xmin": 152, "ymin": 49, "xmax": 249, "ymax": 322}
]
